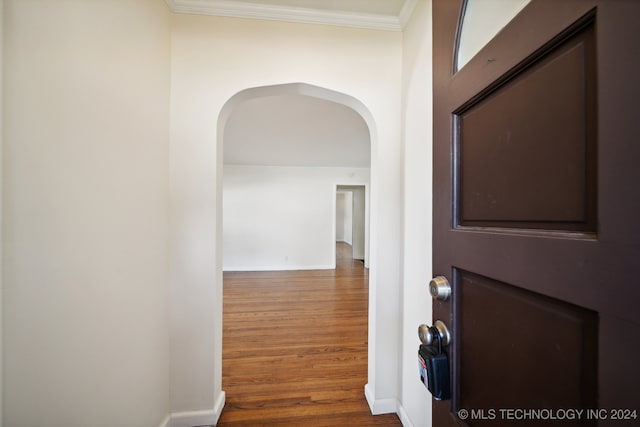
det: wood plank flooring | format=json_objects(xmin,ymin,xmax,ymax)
[{"xmin": 218, "ymin": 243, "xmax": 402, "ymax": 426}]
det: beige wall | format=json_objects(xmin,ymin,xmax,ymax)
[
  {"xmin": 400, "ymin": 0, "xmax": 434, "ymax": 425},
  {"xmin": 169, "ymin": 13, "xmax": 403, "ymax": 420},
  {"xmin": 3, "ymin": 1, "xmax": 171, "ymax": 426},
  {"xmin": 1, "ymin": 1, "xmax": 430, "ymax": 425}
]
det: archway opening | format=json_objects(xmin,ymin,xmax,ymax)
[{"xmin": 216, "ymin": 82, "xmax": 378, "ymax": 417}]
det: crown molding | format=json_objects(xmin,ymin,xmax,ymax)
[{"xmin": 165, "ymin": 0, "xmax": 415, "ymax": 31}]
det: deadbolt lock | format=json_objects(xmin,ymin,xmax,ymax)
[{"xmin": 429, "ymin": 276, "xmax": 451, "ymax": 301}]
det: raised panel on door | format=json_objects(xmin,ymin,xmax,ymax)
[
  {"xmin": 455, "ymin": 20, "xmax": 596, "ymax": 232},
  {"xmin": 455, "ymin": 270, "xmax": 597, "ymax": 426}
]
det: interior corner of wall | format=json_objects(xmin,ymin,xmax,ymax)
[
  {"xmin": 364, "ymin": 383, "xmax": 398, "ymax": 416},
  {"xmin": 167, "ymin": 391, "xmax": 225, "ymax": 427}
]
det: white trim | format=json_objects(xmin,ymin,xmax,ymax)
[
  {"xmin": 364, "ymin": 383, "xmax": 398, "ymax": 415},
  {"xmin": 223, "ymin": 264, "xmax": 334, "ymax": 272},
  {"xmin": 164, "ymin": 0, "xmax": 406, "ymax": 31},
  {"xmin": 158, "ymin": 414, "xmax": 171, "ymax": 427},
  {"xmin": 397, "ymin": 403, "xmax": 415, "ymax": 427},
  {"xmin": 168, "ymin": 391, "xmax": 225, "ymax": 427},
  {"xmin": 335, "ymin": 183, "xmax": 369, "ymax": 267}
]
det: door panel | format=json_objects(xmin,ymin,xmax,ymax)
[
  {"xmin": 457, "ymin": 270, "xmax": 597, "ymax": 425},
  {"xmin": 456, "ymin": 20, "xmax": 596, "ymax": 231},
  {"xmin": 433, "ymin": 1, "xmax": 640, "ymax": 426}
]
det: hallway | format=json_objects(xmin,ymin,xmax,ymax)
[{"xmin": 218, "ymin": 243, "xmax": 402, "ymax": 426}]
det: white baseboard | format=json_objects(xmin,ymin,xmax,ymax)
[
  {"xmin": 223, "ymin": 264, "xmax": 334, "ymax": 272},
  {"xmin": 364, "ymin": 383, "xmax": 398, "ymax": 415},
  {"xmin": 397, "ymin": 403, "xmax": 415, "ymax": 427},
  {"xmin": 212, "ymin": 391, "xmax": 226, "ymax": 424},
  {"xmin": 159, "ymin": 414, "xmax": 171, "ymax": 427},
  {"xmin": 168, "ymin": 391, "xmax": 226, "ymax": 427}
]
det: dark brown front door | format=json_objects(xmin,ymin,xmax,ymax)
[{"xmin": 433, "ymin": 1, "xmax": 640, "ymax": 426}]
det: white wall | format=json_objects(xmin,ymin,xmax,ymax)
[
  {"xmin": 224, "ymin": 166, "xmax": 367, "ymax": 271},
  {"xmin": 336, "ymin": 191, "xmax": 346, "ymax": 241},
  {"xmin": 400, "ymin": 0, "xmax": 434, "ymax": 426},
  {"xmin": 3, "ymin": 1, "xmax": 171, "ymax": 426},
  {"xmin": 336, "ymin": 190, "xmax": 353, "ymax": 245},
  {"xmin": 169, "ymin": 13, "xmax": 403, "ymax": 421}
]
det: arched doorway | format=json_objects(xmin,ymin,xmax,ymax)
[{"xmin": 216, "ymin": 82, "xmax": 378, "ymax": 411}]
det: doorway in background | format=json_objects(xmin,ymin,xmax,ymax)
[{"xmin": 336, "ymin": 185, "xmax": 367, "ymax": 266}]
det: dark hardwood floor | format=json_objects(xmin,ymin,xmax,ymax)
[{"xmin": 218, "ymin": 243, "xmax": 402, "ymax": 426}]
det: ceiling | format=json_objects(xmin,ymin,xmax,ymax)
[
  {"xmin": 165, "ymin": 0, "xmax": 417, "ymax": 31},
  {"xmin": 224, "ymin": 95, "xmax": 370, "ymax": 168}
]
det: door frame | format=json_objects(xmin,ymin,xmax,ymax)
[{"xmin": 334, "ymin": 184, "xmax": 369, "ymax": 268}]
